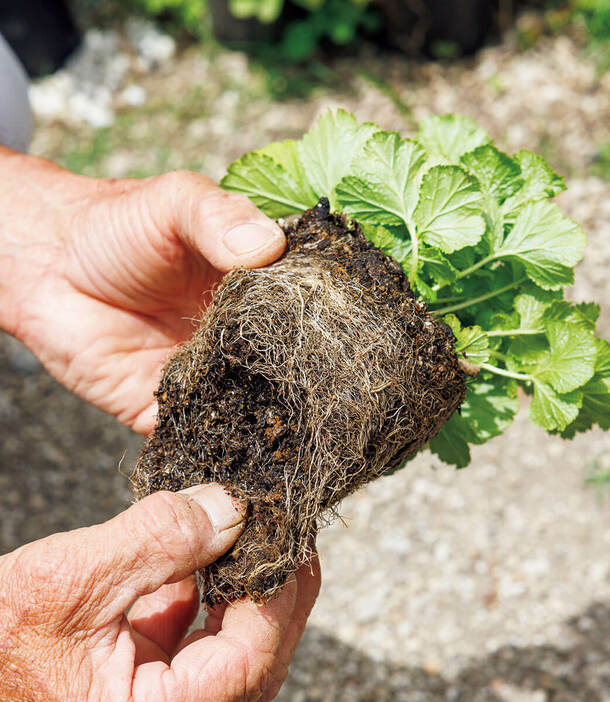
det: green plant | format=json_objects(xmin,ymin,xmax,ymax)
[
  {"xmin": 591, "ymin": 142, "xmax": 610, "ymax": 181},
  {"xmin": 545, "ymin": 0, "xmax": 610, "ymax": 72},
  {"xmin": 222, "ymin": 109, "xmax": 610, "ymax": 468},
  {"xmin": 279, "ymin": 0, "xmax": 377, "ymax": 61},
  {"xmin": 228, "ymin": 0, "xmax": 377, "ymax": 61},
  {"xmin": 132, "ymin": 0, "xmax": 377, "ymax": 59},
  {"xmin": 131, "ymin": 0, "xmax": 209, "ymax": 36}
]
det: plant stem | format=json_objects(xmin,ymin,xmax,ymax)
[
  {"xmin": 454, "ymin": 252, "xmax": 499, "ymax": 280},
  {"xmin": 409, "ymin": 229, "xmax": 419, "ymax": 283},
  {"xmin": 429, "ymin": 293, "xmax": 466, "ymax": 304},
  {"xmin": 479, "ymin": 363, "xmax": 531, "ymax": 382},
  {"xmin": 486, "ymin": 328, "xmax": 543, "ymax": 337},
  {"xmin": 430, "ymin": 277, "xmax": 526, "ymax": 315},
  {"xmin": 431, "ymin": 252, "xmax": 503, "ymax": 293},
  {"xmin": 488, "ymin": 349, "xmax": 510, "ymax": 362}
]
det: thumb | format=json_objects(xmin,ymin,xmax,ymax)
[
  {"xmin": 81, "ymin": 484, "xmax": 245, "ymax": 623},
  {"xmin": 151, "ymin": 171, "xmax": 286, "ymax": 272}
]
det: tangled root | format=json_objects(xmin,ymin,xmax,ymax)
[{"xmin": 132, "ymin": 200, "xmax": 465, "ymax": 604}]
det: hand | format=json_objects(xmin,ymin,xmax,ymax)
[
  {"xmin": 0, "ymin": 147, "xmax": 286, "ymax": 433},
  {"xmin": 0, "ymin": 484, "xmax": 320, "ymax": 701}
]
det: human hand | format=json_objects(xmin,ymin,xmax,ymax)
[
  {"xmin": 0, "ymin": 484, "xmax": 320, "ymax": 701},
  {"xmin": 0, "ymin": 147, "xmax": 286, "ymax": 433}
]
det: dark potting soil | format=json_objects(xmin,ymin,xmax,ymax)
[{"xmin": 133, "ymin": 200, "xmax": 465, "ymax": 604}]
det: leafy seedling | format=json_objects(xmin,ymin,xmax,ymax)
[{"xmin": 134, "ymin": 110, "xmax": 609, "ymax": 604}]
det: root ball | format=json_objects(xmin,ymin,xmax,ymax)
[{"xmin": 132, "ymin": 201, "xmax": 465, "ymax": 604}]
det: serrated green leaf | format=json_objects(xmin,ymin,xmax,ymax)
[
  {"xmin": 461, "ymin": 144, "xmax": 523, "ymax": 202},
  {"xmin": 417, "ymin": 246, "xmax": 458, "ymax": 290},
  {"xmin": 530, "ymin": 380, "xmax": 582, "ymax": 431},
  {"xmin": 458, "ymin": 329, "xmax": 489, "ymax": 365},
  {"xmin": 544, "ymin": 300, "xmax": 600, "ymax": 331},
  {"xmin": 560, "ymin": 378, "xmax": 610, "ymax": 437},
  {"xmin": 502, "ymin": 150, "xmax": 566, "ymax": 215},
  {"xmin": 257, "ymin": 139, "xmax": 317, "ymax": 205},
  {"xmin": 334, "ymin": 177, "xmax": 407, "ymax": 226},
  {"xmin": 414, "ymin": 166, "xmax": 485, "ymax": 253},
  {"xmin": 594, "ymin": 337, "xmax": 610, "ymax": 375},
  {"xmin": 335, "ymin": 132, "xmax": 426, "ymax": 226},
  {"xmin": 496, "ymin": 200, "xmax": 586, "ymax": 290},
  {"xmin": 444, "ymin": 315, "xmax": 490, "ymax": 365},
  {"xmin": 507, "ymin": 335, "xmax": 549, "ymax": 372},
  {"xmin": 417, "ymin": 114, "xmax": 490, "ymax": 164},
  {"xmin": 480, "ymin": 198, "xmax": 505, "ymax": 252},
  {"xmin": 560, "ymin": 338, "xmax": 610, "ymax": 438},
  {"xmin": 533, "ymin": 321, "xmax": 597, "ymax": 393},
  {"xmin": 429, "ymin": 377, "xmax": 519, "ymax": 467},
  {"xmin": 488, "ymin": 310, "xmax": 520, "ymax": 331},
  {"xmin": 221, "ymin": 153, "xmax": 313, "ymax": 217},
  {"xmin": 461, "ymin": 145, "xmax": 524, "ymax": 252},
  {"xmin": 460, "ymin": 378, "xmax": 520, "ymax": 443},
  {"xmin": 429, "ymin": 416, "xmax": 472, "ymax": 468},
  {"xmin": 514, "ymin": 292, "xmax": 549, "ymax": 332},
  {"xmin": 575, "ymin": 302, "xmax": 601, "ymax": 325},
  {"xmin": 297, "ymin": 109, "xmax": 379, "ymax": 206},
  {"xmin": 447, "ymin": 246, "xmax": 477, "ymax": 271}
]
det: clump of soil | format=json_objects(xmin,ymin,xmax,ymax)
[{"xmin": 132, "ymin": 200, "xmax": 465, "ymax": 605}]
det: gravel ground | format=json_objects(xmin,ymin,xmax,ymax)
[{"xmin": 2, "ymin": 23, "xmax": 610, "ymax": 702}]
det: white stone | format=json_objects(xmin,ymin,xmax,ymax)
[
  {"xmin": 125, "ymin": 17, "xmax": 176, "ymax": 68},
  {"xmin": 120, "ymin": 84, "xmax": 147, "ymax": 107}
]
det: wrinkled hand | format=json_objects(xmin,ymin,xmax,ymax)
[
  {"xmin": 0, "ymin": 484, "xmax": 320, "ymax": 701},
  {"xmin": 0, "ymin": 148, "xmax": 285, "ymax": 433}
]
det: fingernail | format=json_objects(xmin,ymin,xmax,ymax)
[
  {"xmin": 223, "ymin": 222, "xmax": 282, "ymax": 257},
  {"xmin": 182, "ymin": 484, "xmax": 245, "ymax": 533}
]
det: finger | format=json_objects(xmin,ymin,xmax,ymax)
[
  {"xmin": 69, "ymin": 483, "xmax": 245, "ymax": 625},
  {"xmin": 150, "ymin": 171, "xmax": 286, "ymax": 272},
  {"xmin": 132, "ymin": 399, "xmax": 159, "ymax": 436},
  {"xmin": 128, "ymin": 576, "xmax": 200, "ymax": 658},
  {"xmin": 171, "ymin": 600, "xmax": 228, "ymax": 654},
  {"xmin": 131, "ymin": 627, "xmax": 171, "ymax": 667},
  {"xmin": 260, "ymin": 556, "xmax": 322, "ymax": 702},
  {"xmin": 132, "ymin": 583, "xmax": 297, "ymax": 702},
  {"xmin": 176, "ymin": 554, "xmax": 320, "ymax": 659}
]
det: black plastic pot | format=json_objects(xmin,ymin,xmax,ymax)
[
  {"xmin": 375, "ymin": 0, "xmax": 495, "ymax": 56},
  {"xmin": 209, "ymin": 0, "xmax": 285, "ymax": 44},
  {"xmin": 0, "ymin": 0, "xmax": 80, "ymax": 77}
]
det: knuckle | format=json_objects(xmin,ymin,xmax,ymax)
[
  {"xmin": 134, "ymin": 491, "xmax": 205, "ymax": 568},
  {"xmin": 202, "ymin": 185, "xmax": 262, "ymax": 214},
  {"xmin": 223, "ymin": 638, "xmax": 274, "ymax": 702},
  {"xmin": 4, "ymin": 540, "xmax": 76, "ymax": 629},
  {"xmin": 11, "ymin": 539, "xmax": 69, "ymax": 586},
  {"xmin": 157, "ymin": 169, "xmax": 214, "ymax": 193}
]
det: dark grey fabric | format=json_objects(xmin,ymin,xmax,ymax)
[{"xmin": 0, "ymin": 33, "xmax": 32, "ymax": 152}]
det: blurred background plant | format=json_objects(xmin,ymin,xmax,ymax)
[
  {"xmin": 3, "ymin": 0, "xmax": 608, "ymax": 76},
  {"xmin": 521, "ymin": 0, "xmax": 610, "ymax": 72},
  {"xmin": 118, "ymin": 0, "xmax": 610, "ymax": 65},
  {"xmin": 132, "ymin": 0, "xmax": 209, "ymax": 37},
  {"xmin": 585, "ymin": 453, "xmax": 610, "ymax": 497},
  {"xmin": 129, "ymin": 0, "xmax": 379, "ymax": 60}
]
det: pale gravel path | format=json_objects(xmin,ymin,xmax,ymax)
[{"xmin": 10, "ymin": 26, "xmax": 610, "ymax": 702}]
